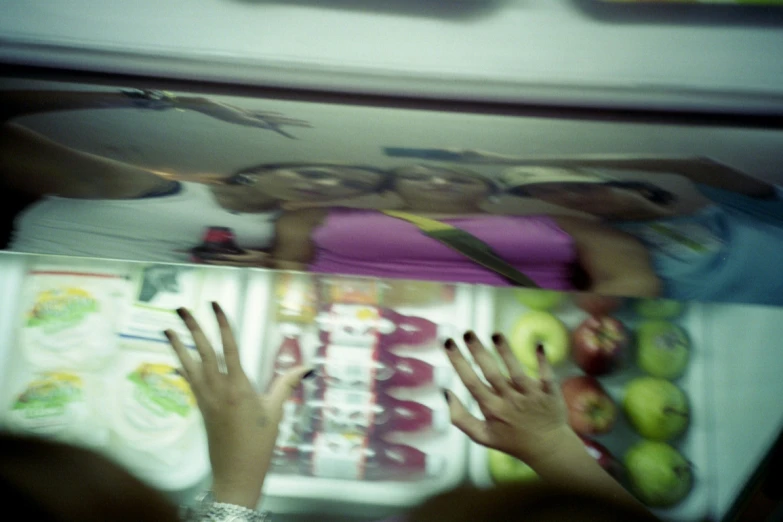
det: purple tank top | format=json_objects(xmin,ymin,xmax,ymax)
[{"xmin": 310, "ymin": 209, "xmax": 577, "ymax": 289}]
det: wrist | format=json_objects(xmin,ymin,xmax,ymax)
[
  {"xmin": 212, "ymin": 479, "xmax": 263, "ymax": 509},
  {"xmin": 509, "ymin": 426, "xmax": 583, "ymax": 471}
]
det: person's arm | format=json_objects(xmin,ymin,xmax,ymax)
[
  {"xmin": 0, "ymin": 123, "xmax": 167, "ymax": 198},
  {"xmin": 443, "ymin": 332, "xmax": 657, "ymax": 520},
  {"xmin": 415, "ymin": 149, "xmax": 775, "ymax": 199},
  {"xmin": 271, "ymin": 208, "xmax": 327, "ymax": 272},
  {"xmin": 553, "ymin": 216, "xmax": 661, "ymax": 298}
]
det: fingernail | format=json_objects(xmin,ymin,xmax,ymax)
[
  {"xmin": 303, "ymin": 369, "xmax": 316, "ymax": 380},
  {"xmin": 491, "ymin": 333, "xmax": 502, "ymax": 345},
  {"xmin": 163, "ymin": 329, "xmax": 173, "ymax": 340},
  {"xmin": 176, "ymin": 307, "xmax": 187, "ymax": 319},
  {"xmin": 211, "ymin": 301, "xmax": 220, "ymax": 313},
  {"xmin": 443, "ymin": 389, "xmax": 450, "ymax": 403},
  {"xmin": 536, "ymin": 343, "xmax": 545, "ymax": 356},
  {"xmin": 444, "ymin": 339, "xmax": 456, "ymax": 350},
  {"xmin": 463, "ymin": 331, "xmax": 475, "ymax": 343}
]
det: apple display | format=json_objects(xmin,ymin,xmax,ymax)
[
  {"xmin": 625, "ymin": 440, "xmax": 693, "ymax": 507},
  {"xmin": 623, "ymin": 377, "xmax": 689, "ymax": 441},
  {"xmin": 636, "ymin": 320, "xmax": 691, "ymax": 380},
  {"xmin": 509, "ymin": 311, "xmax": 570, "ymax": 375},
  {"xmin": 513, "ymin": 288, "xmax": 565, "ymax": 310},
  {"xmin": 561, "ymin": 376, "xmax": 617, "ymax": 436},
  {"xmin": 488, "ymin": 448, "xmax": 539, "ymax": 484},
  {"xmin": 574, "ymin": 294, "xmax": 624, "ymax": 317},
  {"xmin": 580, "ymin": 436, "xmax": 624, "ymax": 482},
  {"xmin": 634, "ymin": 299, "xmax": 685, "ymax": 320},
  {"xmin": 572, "ymin": 315, "xmax": 629, "ymax": 376}
]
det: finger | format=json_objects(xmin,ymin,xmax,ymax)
[
  {"xmin": 463, "ymin": 332, "xmax": 511, "ymax": 394},
  {"xmin": 211, "ymin": 302, "xmax": 245, "ymax": 378},
  {"xmin": 164, "ymin": 329, "xmax": 198, "ymax": 382},
  {"xmin": 492, "ymin": 333, "xmax": 536, "ymax": 394},
  {"xmin": 176, "ymin": 307, "xmax": 220, "ymax": 381},
  {"xmin": 444, "ymin": 339, "xmax": 498, "ymax": 406},
  {"xmin": 443, "ymin": 390, "xmax": 492, "ymax": 447},
  {"xmin": 268, "ymin": 366, "xmax": 315, "ymax": 407},
  {"xmin": 536, "ymin": 344, "xmax": 555, "ymax": 394}
]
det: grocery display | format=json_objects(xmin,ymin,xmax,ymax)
[
  {"xmin": 468, "ymin": 286, "xmax": 709, "ymax": 519},
  {"xmin": 0, "ymin": 256, "xmax": 242, "ymax": 491},
  {"xmin": 243, "ymin": 272, "xmax": 470, "ymax": 510}
]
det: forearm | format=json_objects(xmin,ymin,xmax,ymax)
[
  {"xmin": 0, "ymin": 90, "xmax": 203, "ymax": 123},
  {"xmin": 521, "ymin": 429, "xmax": 655, "ymax": 519}
]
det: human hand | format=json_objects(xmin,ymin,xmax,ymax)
[
  {"xmin": 165, "ymin": 303, "xmax": 313, "ymax": 509},
  {"xmin": 184, "ymin": 97, "xmax": 312, "ymax": 138},
  {"xmin": 442, "ymin": 331, "xmax": 574, "ymax": 467}
]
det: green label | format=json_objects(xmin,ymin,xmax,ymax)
[{"xmin": 127, "ymin": 363, "xmax": 195, "ymax": 418}]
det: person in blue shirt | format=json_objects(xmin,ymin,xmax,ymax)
[{"xmin": 493, "ymin": 155, "xmax": 782, "ymax": 306}]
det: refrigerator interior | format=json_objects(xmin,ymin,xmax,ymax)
[{"xmin": 1, "ymin": 251, "xmax": 783, "ymax": 520}]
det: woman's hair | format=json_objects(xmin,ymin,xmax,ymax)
[
  {"xmin": 388, "ymin": 165, "xmax": 501, "ymax": 195},
  {"xmin": 508, "ymin": 180, "xmax": 677, "ymax": 206},
  {"xmin": 0, "ymin": 433, "xmax": 179, "ymax": 522},
  {"xmin": 226, "ymin": 162, "xmax": 391, "ymax": 190}
]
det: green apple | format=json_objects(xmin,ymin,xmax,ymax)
[
  {"xmin": 509, "ymin": 311, "xmax": 570, "ymax": 375},
  {"xmin": 637, "ymin": 321, "xmax": 690, "ymax": 379},
  {"xmin": 623, "ymin": 377, "xmax": 689, "ymax": 441},
  {"xmin": 634, "ymin": 299, "xmax": 685, "ymax": 319},
  {"xmin": 488, "ymin": 448, "xmax": 538, "ymax": 484},
  {"xmin": 513, "ymin": 289, "xmax": 565, "ymax": 311},
  {"xmin": 625, "ymin": 441, "xmax": 692, "ymax": 508}
]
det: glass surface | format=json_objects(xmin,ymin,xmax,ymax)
[{"xmin": 1, "ymin": 73, "xmax": 783, "ymax": 520}]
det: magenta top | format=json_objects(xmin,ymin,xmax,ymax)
[{"xmin": 310, "ymin": 209, "xmax": 577, "ymax": 289}]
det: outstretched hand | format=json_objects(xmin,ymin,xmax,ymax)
[
  {"xmin": 442, "ymin": 332, "xmax": 572, "ymax": 467},
  {"xmin": 186, "ymin": 98, "xmax": 312, "ymax": 138},
  {"xmin": 165, "ymin": 302, "xmax": 312, "ymax": 509}
]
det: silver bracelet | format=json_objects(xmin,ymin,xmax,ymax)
[
  {"xmin": 181, "ymin": 490, "xmax": 271, "ymax": 522},
  {"xmin": 120, "ymin": 88, "xmax": 177, "ymax": 111}
]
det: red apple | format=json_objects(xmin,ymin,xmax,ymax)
[
  {"xmin": 574, "ymin": 294, "xmax": 624, "ymax": 317},
  {"xmin": 572, "ymin": 315, "xmax": 629, "ymax": 376},
  {"xmin": 579, "ymin": 436, "xmax": 624, "ymax": 482},
  {"xmin": 561, "ymin": 376, "xmax": 617, "ymax": 436}
]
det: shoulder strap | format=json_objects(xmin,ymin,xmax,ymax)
[{"xmin": 381, "ymin": 210, "xmax": 539, "ymax": 287}]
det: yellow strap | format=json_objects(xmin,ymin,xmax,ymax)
[{"xmin": 381, "ymin": 210, "xmax": 454, "ymax": 232}]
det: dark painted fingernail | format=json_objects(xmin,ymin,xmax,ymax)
[
  {"xmin": 176, "ymin": 307, "xmax": 187, "ymax": 319},
  {"xmin": 163, "ymin": 329, "xmax": 173, "ymax": 340},
  {"xmin": 536, "ymin": 343, "xmax": 545, "ymax": 356},
  {"xmin": 303, "ymin": 369, "xmax": 316, "ymax": 380},
  {"xmin": 444, "ymin": 339, "xmax": 456, "ymax": 350},
  {"xmin": 463, "ymin": 331, "xmax": 475, "ymax": 343},
  {"xmin": 443, "ymin": 389, "xmax": 450, "ymax": 403},
  {"xmin": 491, "ymin": 333, "xmax": 502, "ymax": 344},
  {"xmin": 211, "ymin": 301, "xmax": 220, "ymax": 313}
]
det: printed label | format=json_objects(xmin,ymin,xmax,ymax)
[
  {"xmin": 320, "ymin": 278, "xmax": 384, "ymax": 305},
  {"xmin": 275, "ymin": 400, "xmax": 303, "ymax": 453},
  {"xmin": 320, "ymin": 345, "xmax": 378, "ymax": 388},
  {"xmin": 26, "ymin": 287, "xmax": 98, "ymax": 334},
  {"xmin": 127, "ymin": 363, "xmax": 195, "ymax": 418},
  {"xmin": 320, "ymin": 388, "xmax": 377, "ymax": 435},
  {"xmin": 13, "ymin": 372, "xmax": 83, "ymax": 422},
  {"xmin": 276, "ymin": 273, "xmax": 317, "ymax": 324},
  {"xmin": 319, "ymin": 304, "xmax": 395, "ymax": 347},
  {"xmin": 311, "ymin": 432, "xmax": 368, "ymax": 480}
]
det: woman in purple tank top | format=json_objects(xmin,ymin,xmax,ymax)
[{"xmin": 272, "ymin": 165, "xmax": 660, "ymax": 297}]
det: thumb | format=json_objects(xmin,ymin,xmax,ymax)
[
  {"xmin": 444, "ymin": 390, "xmax": 492, "ymax": 448},
  {"xmin": 267, "ymin": 366, "xmax": 313, "ymax": 407}
]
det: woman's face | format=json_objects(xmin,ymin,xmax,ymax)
[
  {"xmin": 247, "ymin": 166, "xmax": 385, "ymax": 202},
  {"xmin": 394, "ymin": 166, "xmax": 491, "ymax": 207},
  {"xmin": 523, "ymin": 182, "xmax": 653, "ymax": 219}
]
